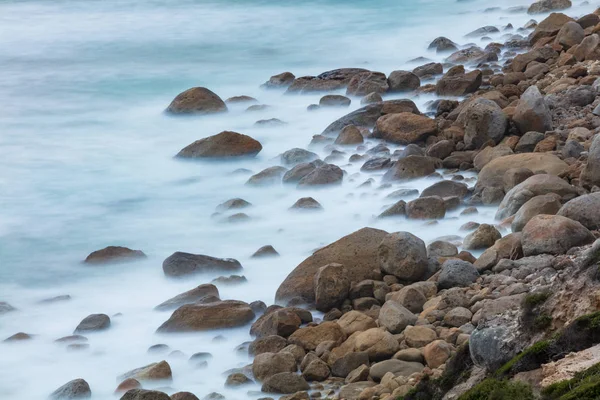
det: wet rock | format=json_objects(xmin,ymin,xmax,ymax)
[
  {"xmin": 427, "ymin": 241, "xmax": 458, "ymax": 258},
  {"xmin": 155, "ymin": 284, "xmax": 219, "ymax": 311},
  {"xmin": 387, "ymin": 71, "xmax": 420, "ymax": 92},
  {"xmin": 457, "ymin": 99, "xmax": 507, "ymax": 149},
  {"xmin": 512, "ymin": 194, "xmax": 561, "ymax": 232},
  {"xmin": 115, "ymin": 378, "xmax": 141, "ymax": 393},
  {"xmin": 522, "ymin": 214, "xmax": 595, "ymax": 256},
  {"xmin": 55, "ymin": 335, "xmax": 88, "ymax": 344},
  {"xmin": 0, "ymin": 302, "xmax": 15, "ymax": 315},
  {"xmin": 360, "ymin": 157, "xmax": 391, "ymax": 172},
  {"xmin": 558, "ymin": 192, "xmax": 600, "ymax": 230},
  {"xmin": 406, "ymin": 196, "xmax": 446, "ymax": 219},
  {"xmin": 337, "ymin": 311, "xmax": 377, "ymax": 336},
  {"xmin": 252, "ymin": 245, "xmax": 280, "ymax": 258},
  {"xmin": 335, "ymin": 125, "xmax": 364, "ymax": 145},
  {"xmin": 250, "ymin": 335, "xmax": 288, "ymax": 356},
  {"xmin": 162, "ymin": 252, "xmax": 242, "ymax": 278},
  {"xmin": 255, "ymin": 118, "xmax": 286, "ymax": 127},
  {"xmin": 176, "ymin": 131, "xmax": 262, "ymax": 158},
  {"xmin": 378, "ymin": 232, "xmax": 428, "ymax": 281},
  {"xmin": 355, "ymin": 328, "xmax": 400, "ymax": 361},
  {"xmin": 528, "ymin": 0, "xmax": 572, "ymax": 14},
  {"xmin": 261, "ymin": 372, "xmax": 310, "ymax": 394},
  {"xmin": 314, "ymin": 263, "xmax": 350, "ymax": 312},
  {"xmin": 361, "ymin": 92, "xmax": 383, "ymax": 104},
  {"xmin": 297, "ymin": 164, "xmax": 343, "ymax": 187},
  {"xmin": 378, "ymin": 200, "xmax": 406, "ymax": 218},
  {"xmin": 436, "ymin": 66, "xmax": 482, "ymax": 96},
  {"xmin": 74, "ymin": 314, "xmax": 110, "ymax": 333},
  {"xmin": 421, "ymin": 180, "xmax": 468, "ymax": 199},
  {"xmin": 216, "ymin": 198, "xmax": 251, "ymax": 211},
  {"xmin": 225, "ymin": 95, "xmax": 257, "ymax": 104},
  {"xmin": 157, "ymin": 300, "xmax": 255, "ymax": 332},
  {"xmin": 290, "ymin": 197, "xmax": 322, "ymax": 210},
  {"xmin": 581, "ymin": 134, "xmax": 600, "ymax": 188},
  {"xmin": 225, "ymin": 372, "xmax": 252, "ymax": 387},
  {"xmin": 286, "ymin": 68, "xmax": 369, "ymax": 94},
  {"xmin": 463, "ymin": 224, "xmax": 501, "ymax": 250},
  {"xmin": 438, "ymin": 260, "xmax": 479, "ymax": 289},
  {"xmin": 529, "ymin": 13, "xmax": 574, "ymax": 45},
  {"xmin": 413, "ymin": 63, "xmax": 443, "ymax": 78},
  {"xmin": 246, "ymin": 166, "xmax": 287, "ymax": 186},
  {"xmin": 200, "ymin": 393, "xmax": 223, "ymax": 400},
  {"xmin": 282, "ymin": 160, "xmax": 325, "ymax": 184},
  {"xmin": 84, "ymin": 246, "xmax": 146, "ymax": 265},
  {"xmin": 378, "ymin": 300, "xmax": 417, "ymax": 334},
  {"xmin": 374, "ymin": 113, "xmax": 437, "ymax": 144},
  {"xmin": 382, "ymin": 155, "xmax": 437, "ymax": 181},
  {"xmin": 211, "ymin": 275, "xmax": 247, "ymax": 285},
  {"xmin": 346, "ymin": 71, "xmax": 389, "ymax": 96},
  {"xmin": 466, "ymin": 26, "xmax": 499, "ymax": 37},
  {"xmin": 512, "ymin": 46, "xmax": 558, "ymax": 72},
  {"xmin": 288, "ymin": 322, "xmax": 346, "ymax": 351},
  {"xmin": 426, "ymin": 140, "xmax": 454, "ymax": 160},
  {"xmin": 474, "ymin": 145, "xmax": 513, "ymax": 172},
  {"xmin": 302, "ymin": 358, "xmax": 331, "ymax": 381},
  {"xmin": 446, "ymin": 47, "xmax": 495, "ymax": 64},
  {"xmin": 555, "ymin": 21, "xmax": 584, "ymax": 49},
  {"xmin": 428, "ymin": 37, "xmax": 458, "ymax": 53},
  {"xmin": 370, "ymin": 359, "xmax": 424, "ymax": 381},
  {"xmin": 118, "ymin": 361, "xmax": 172, "ymax": 382},
  {"xmin": 276, "ymin": 228, "xmax": 387, "ymax": 304},
  {"xmin": 320, "ymin": 95, "xmax": 351, "ymax": 107},
  {"xmin": 513, "ymin": 86, "xmax": 552, "ymax": 135},
  {"xmin": 120, "ymin": 389, "xmax": 171, "ymax": 400},
  {"xmin": 263, "ymin": 72, "xmax": 295, "ymax": 88},
  {"xmin": 172, "ymin": 393, "xmax": 200, "ymax": 400},
  {"xmin": 4, "ymin": 332, "xmax": 32, "ymax": 342},
  {"xmin": 250, "ymin": 307, "xmax": 308, "ymax": 338},
  {"xmin": 281, "ymin": 148, "xmax": 319, "ymax": 166},
  {"xmin": 166, "ymin": 87, "xmax": 227, "ymax": 115}
]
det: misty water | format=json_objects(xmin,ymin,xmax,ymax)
[{"xmin": 0, "ymin": 0, "xmax": 596, "ymax": 399}]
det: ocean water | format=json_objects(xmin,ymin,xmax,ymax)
[{"xmin": 0, "ymin": 0, "xmax": 596, "ymax": 399}]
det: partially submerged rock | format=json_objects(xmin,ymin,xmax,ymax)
[
  {"xmin": 162, "ymin": 252, "xmax": 242, "ymax": 277},
  {"xmin": 84, "ymin": 246, "xmax": 146, "ymax": 265},
  {"xmin": 157, "ymin": 300, "xmax": 255, "ymax": 332},
  {"xmin": 176, "ymin": 131, "xmax": 262, "ymax": 158},
  {"xmin": 50, "ymin": 379, "xmax": 91, "ymax": 399},
  {"xmin": 166, "ymin": 87, "xmax": 227, "ymax": 115}
]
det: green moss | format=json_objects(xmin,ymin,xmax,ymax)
[
  {"xmin": 458, "ymin": 379, "xmax": 534, "ymax": 400},
  {"xmin": 534, "ymin": 314, "xmax": 552, "ymax": 330},
  {"xmin": 496, "ymin": 340, "xmax": 550, "ymax": 377},
  {"xmin": 575, "ymin": 311, "xmax": 600, "ymax": 330},
  {"xmin": 524, "ymin": 292, "xmax": 550, "ymax": 307}
]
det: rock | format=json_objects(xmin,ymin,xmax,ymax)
[
  {"xmin": 529, "ymin": 13, "xmax": 574, "ymax": 45},
  {"xmin": 250, "ymin": 308, "xmax": 303, "ymax": 338},
  {"xmin": 512, "ymin": 194, "xmax": 561, "ymax": 232},
  {"xmin": 120, "ymin": 389, "xmax": 171, "ymax": 400},
  {"xmin": 438, "ymin": 260, "xmax": 479, "ymax": 289},
  {"xmin": 166, "ymin": 87, "xmax": 227, "ymax": 115},
  {"xmin": 281, "ymin": 148, "xmax": 319, "ymax": 166},
  {"xmin": 0, "ymin": 302, "xmax": 16, "ymax": 314},
  {"xmin": 577, "ymin": 13, "xmax": 600, "ymax": 29},
  {"xmin": 413, "ymin": 63, "xmax": 443, "ymax": 78},
  {"xmin": 443, "ymin": 307, "xmax": 473, "ymax": 327},
  {"xmin": 404, "ymin": 325, "xmax": 437, "ymax": 348},
  {"xmin": 297, "ymin": 164, "xmax": 343, "ymax": 187},
  {"xmin": 389, "ymin": 285, "xmax": 427, "ymax": 313},
  {"xmin": 314, "ymin": 263, "xmax": 350, "ymax": 312},
  {"xmin": 345, "ymin": 364, "xmax": 370, "ymax": 383},
  {"xmin": 421, "ymin": 180, "xmax": 468, "ymax": 198},
  {"xmin": 253, "ymin": 352, "xmax": 297, "ymax": 381},
  {"xmin": 581, "ymin": 135, "xmax": 600, "ymax": 188},
  {"xmin": 378, "ymin": 200, "xmax": 406, "ymax": 218},
  {"xmin": 426, "ymin": 140, "xmax": 454, "ymax": 160},
  {"xmin": 370, "ymin": 360, "xmax": 424, "ymax": 381},
  {"xmin": 74, "ymin": 314, "xmax": 110, "ymax": 333},
  {"xmin": 115, "ymin": 379, "xmax": 141, "ymax": 393},
  {"xmin": 558, "ymin": 192, "xmax": 600, "ymax": 230},
  {"xmin": 378, "ymin": 232, "xmax": 428, "ymax": 281},
  {"xmin": 84, "ymin": 246, "xmax": 146, "ymax": 264},
  {"xmin": 288, "ymin": 322, "xmax": 346, "ymax": 351},
  {"xmin": 382, "ymin": 155, "xmax": 437, "ymax": 181},
  {"xmin": 555, "ymin": 21, "xmax": 584, "ymax": 49},
  {"xmin": 335, "ymin": 125, "xmax": 364, "ymax": 145},
  {"xmin": 428, "ymin": 37, "xmax": 458, "ymax": 53},
  {"xmin": 361, "ymin": 92, "xmax": 383, "ymax": 104},
  {"xmin": 470, "ymin": 326, "xmax": 518, "ymax": 371},
  {"xmin": 118, "ymin": 361, "xmax": 172, "ymax": 382},
  {"xmin": 155, "ymin": 284, "xmax": 219, "ymax": 311},
  {"xmin": 282, "ymin": 160, "xmax": 325, "ymax": 184},
  {"xmin": 388, "ymin": 71, "xmax": 421, "ymax": 92},
  {"xmin": 225, "ymin": 372, "xmax": 252, "ymax": 387},
  {"xmin": 302, "ymin": 358, "xmax": 330, "ymax": 381},
  {"xmin": 263, "ymin": 72, "xmax": 295, "ymax": 88},
  {"xmin": 4, "ymin": 332, "xmax": 32, "ymax": 342},
  {"xmin": 252, "ymin": 245, "xmax": 280, "ymax": 258},
  {"xmin": 261, "ymin": 372, "xmax": 310, "ymax": 394},
  {"xmin": 562, "ymin": 140, "xmax": 584, "ymax": 159},
  {"xmin": 378, "ymin": 300, "xmax": 417, "ymax": 334},
  {"xmin": 162, "ymin": 252, "xmax": 242, "ymax": 278},
  {"xmin": 156, "ymin": 300, "xmax": 255, "ymax": 332},
  {"xmin": 200, "ymin": 393, "xmax": 223, "ymax": 400},
  {"xmin": 463, "ymin": 224, "xmax": 502, "ymax": 250},
  {"xmin": 276, "ymin": 228, "xmax": 387, "ymax": 304},
  {"xmin": 427, "ymin": 241, "xmax": 458, "ymax": 258},
  {"xmin": 474, "ymin": 233, "xmax": 523, "ymax": 272},
  {"xmin": 346, "ymin": 71, "xmax": 389, "ymax": 96},
  {"xmin": 512, "ymin": 46, "xmax": 558, "ymax": 72},
  {"xmin": 466, "ymin": 26, "xmax": 499, "ymax": 37},
  {"xmin": 474, "ymin": 145, "xmax": 513, "ymax": 171},
  {"xmin": 247, "ymin": 166, "xmax": 287, "ymax": 186},
  {"xmin": 423, "ymin": 340, "xmax": 453, "ymax": 369},
  {"xmin": 172, "ymin": 393, "xmax": 200, "ymax": 400},
  {"xmin": 528, "ymin": 0, "xmax": 572, "ymax": 14},
  {"xmin": 249, "ymin": 335, "xmax": 288, "ymax": 355},
  {"xmin": 436, "ymin": 66, "xmax": 482, "ymax": 96},
  {"xmin": 337, "ymin": 311, "xmax": 377, "ymax": 336},
  {"xmin": 176, "ymin": 131, "xmax": 261, "ymax": 158},
  {"xmin": 355, "ymin": 328, "xmax": 400, "ymax": 361},
  {"xmin": 216, "ymin": 198, "xmax": 251, "ymax": 211},
  {"xmin": 50, "ymin": 379, "xmax": 91, "ymax": 399},
  {"xmin": 406, "ymin": 196, "xmax": 446, "ymax": 219},
  {"xmin": 374, "ymin": 113, "xmax": 437, "ymax": 144},
  {"xmin": 320, "ymin": 95, "xmax": 351, "ymax": 107},
  {"xmin": 515, "ymin": 132, "xmax": 544, "ymax": 153},
  {"xmin": 477, "ymin": 154, "xmax": 568, "ymax": 192},
  {"xmin": 496, "ymin": 174, "xmax": 577, "ymax": 220},
  {"xmin": 332, "ymin": 351, "xmax": 370, "ymax": 378},
  {"xmin": 457, "ymin": 99, "xmax": 507, "ymax": 149},
  {"xmin": 290, "ymin": 197, "xmax": 322, "ymax": 210},
  {"xmin": 513, "ymin": 86, "xmax": 552, "ymax": 135},
  {"xmin": 521, "ymin": 214, "xmax": 595, "ymax": 256},
  {"xmin": 503, "ymin": 168, "xmax": 534, "ymax": 193},
  {"xmin": 286, "ymin": 68, "xmax": 368, "ymax": 93},
  {"xmin": 225, "ymin": 95, "xmax": 257, "ymax": 104},
  {"xmin": 573, "ymin": 34, "xmax": 600, "ymax": 62}
]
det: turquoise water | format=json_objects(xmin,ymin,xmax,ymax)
[{"xmin": 0, "ymin": 1, "xmax": 594, "ymax": 398}]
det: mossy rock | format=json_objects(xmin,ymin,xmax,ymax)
[
  {"xmin": 457, "ymin": 378, "xmax": 535, "ymax": 400},
  {"xmin": 543, "ymin": 362, "xmax": 600, "ymax": 400}
]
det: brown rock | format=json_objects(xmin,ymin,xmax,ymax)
[
  {"xmin": 288, "ymin": 322, "xmax": 346, "ymax": 351},
  {"xmin": 512, "ymin": 194, "xmax": 562, "ymax": 232},
  {"xmin": 374, "ymin": 113, "xmax": 437, "ymax": 144},
  {"xmin": 354, "ymin": 328, "xmax": 400, "ymax": 361},
  {"xmin": 463, "ymin": 224, "xmax": 502, "ymax": 250},
  {"xmin": 84, "ymin": 246, "xmax": 146, "ymax": 265},
  {"xmin": 176, "ymin": 131, "xmax": 262, "ymax": 158},
  {"xmin": 155, "ymin": 284, "xmax": 219, "ymax": 311},
  {"xmin": 252, "ymin": 352, "xmax": 297, "ymax": 381},
  {"xmin": 335, "ymin": 126, "xmax": 364, "ymax": 145},
  {"xmin": 314, "ymin": 263, "xmax": 351, "ymax": 312},
  {"xmin": 382, "ymin": 155, "xmax": 438, "ymax": 181},
  {"xmin": 521, "ymin": 214, "xmax": 595, "ymax": 256},
  {"xmin": 436, "ymin": 66, "xmax": 482, "ymax": 96},
  {"xmin": 406, "ymin": 196, "xmax": 446, "ymax": 219},
  {"xmin": 423, "ymin": 340, "xmax": 453, "ymax": 368},
  {"xmin": 166, "ymin": 87, "xmax": 227, "ymax": 115},
  {"xmin": 156, "ymin": 300, "xmax": 254, "ymax": 332},
  {"xmin": 118, "ymin": 361, "xmax": 172, "ymax": 382},
  {"xmin": 404, "ymin": 326, "xmax": 437, "ymax": 348},
  {"xmin": 337, "ymin": 311, "xmax": 377, "ymax": 336},
  {"xmin": 346, "ymin": 72, "xmax": 389, "ymax": 96}
]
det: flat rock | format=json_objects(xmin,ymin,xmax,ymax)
[
  {"xmin": 176, "ymin": 131, "xmax": 261, "ymax": 158},
  {"xmin": 156, "ymin": 300, "xmax": 255, "ymax": 332},
  {"xmin": 162, "ymin": 252, "xmax": 242, "ymax": 278}
]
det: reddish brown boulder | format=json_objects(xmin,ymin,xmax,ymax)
[
  {"xmin": 84, "ymin": 246, "xmax": 146, "ymax": 265},
  {"xmin": 156, "ymin": 300, "xmax": 254, "ymax": 332},
  {"xmin": 166, "ymin": 87, "xmax": 227, "ymax": 115},
  {"xmin": 176, "ymin": 131, "xmax": 262, "ymax": 158}
]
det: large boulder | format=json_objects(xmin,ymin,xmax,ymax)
[
  {"xmin": 558, "ymin": 192, "xmax": 600, "ymax": 230},
  {"xmin": 176, "ymin": 131, "xmax": 262, "ymax": 158},
  {"xmin": 387, "ymin": 71, "xmax": 421, "ymax": 92},
  {"xmin": 155, "ymin": 284, "xmax": 219, "ymax": 311},
  {"xmin": 378, "ymin": 300, "xmax": 417, "ymax": 334},
  {"xmin": 529, "ymin": 13, "xmax": 574, "ymax": 45},
  {"xmin": 581, "ymin": 134, "xmax": 600, "ymax": 188},
  {"xmin": 477, "ymin": 154, "xmax": 568, "ymax": 192},
  {"xmin": 120, "ymin": 390, "xmax": 170, "ymax": 400},
  {"xmin": 437, "ymin": 260, "xmax": 479, "ymax": 289},
  {"xmin": 50, "ymin": 379, "xmax": 91, "ymax": 399},
  {"xmin": 354, "ymin": 328, "xmax": 400, "ymax": 361},
  {"xmin": 528, "ymin": 0, "xmax": 572, "ymax": 14},
  {"xmin": 513, "ymin": 86, "xmax": 552, "ymax": 135},
  {"xmin": 512, "ymin": 46, "xmax": 558, "ymax": 72},
  {"xmin": 288, "ymin": 322, "xmax": 346, "ymax": 351},
  {"xmin": 435, "ymin": 66, "xmax": 482, "ymax": 96},
  {"xmin": 405, "ymin": 196, "xmax": 446, "ymax": 219},
  {"xmin": 378, "ymin": 232, "xmax": 428, "ymax": 281},
  {"xmin": 286, "ymin": 68, "xmax": 369, "ymax": 93},
  {"xmin": 512, "ymin": 194, "xmax": 562, "ymax": 232},
  {"xmin": 473, "ymin": 145, "xmax": 513, "ymax": 171},
  {"xmin": 337, "ymin": 310, "xmax": 377, "ymax": 336},
  {"xmin": 463, "ymin": 224, "xmax": 502, "ymax": 250},
  {"xmin": 162, "ymin": 252, "xmax": 242, "ymax": 277},
  {"xmin": 573, "ymin": 34, "xmax": 600, "ymax": 62},
  {"xmin": 346, "ymin": 71, "xmax": 389, "ymax": 96},
  {"xmin": 261, "ymin": 372, "xmax": 310, "ymax": 394},
  {"xmin": 331, "ymin": 351, "xmax": 370, "ymax": 378},
  {"xmin": 373, "ymin": 113, "xmax": 437, "ymax": 144},
  {"xmin": 84, "ymin": 246, "xmax": 146, "ymax": 265},
  {"xmin": 369, "ymin": 360, "xmax": 424, "ymax": 381},
  {"xmin": 165, "ymin": 87, "xmax": 227, "ymax": 115},
  {"xmin": 382, "ymin": 155, "xmax": 437, "ymax": 181},
  {"xmin": 250, "ymin": 307, "xmax": 310, "ymax": 338},
  {"xmin": 156, "ymin": 300, "xmax": 255, "ymax": 332},
  {"xmin": 118, "ymin": 361, "xmax": 172, "ymax": 382},
  {"xmin": 74, "ymin": 314, "xmax": 110, "ymax": 333},
  {"xmin": 555, "ymin": 21, "xmax": 584, "ymax": 49},
  {"xmin": 521, "ymin": 214, "xmax": 595, "ymax": 256},
  {"xmin": 421, "ymin": 180, "xmax": 469, "ymax": 198},
  {"xmin": 470, "ymin": 326, "xmax": 518, "ymax": 371},
  {"xmin": 335, "ymin": 125, "xmax": 364, "ymax": 145},
  {"xmin": 252, "ymin": 352, "xmax": 297, "ymax": 381},
  {"xmin": 496, "ymin": 174, "xmax": 577, "ymax": 220},
  {"xmin": 276, "ymin": 228, "xmax": 388, "ymax": 304},
  {"xmin": 247, "ymin": 166, "xmax": 287, "ymax": 186},
  {"xmin": 297, "ymin": 164, "xmax": 343, "ymax": 187},
  {"xmin": 314, "ymin": 263, "xmax": 350, "ymax": 312},
  {"xmin": 457, "ymin": 98, "xmax": 507, "ymax": 149}
]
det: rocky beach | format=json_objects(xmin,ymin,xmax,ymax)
[{"xmin": 3, "ymin": 0, "xmax": 600, "ymax": 399}]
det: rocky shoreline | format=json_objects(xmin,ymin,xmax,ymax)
[{"xmin": 5, "ymin": 1, "xmax": 600, "ymax": 399}]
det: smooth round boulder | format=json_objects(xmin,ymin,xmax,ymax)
[
  {"xmin": 120, "ymin": 389, "xmax": 171, "ymax": 400},
  {"xmin": 50, "ymin": 379, "xmax": 91, "ymax": 399},
  {"xmin": 337, "ymin": 311, "xmax": 377, "ymax": 336},
  {"xmin": 354, "ymin": 328, "xmax": 400, "ymax": 361},
  {"xmin": 162, "ymin": 252, "xmax": 242, "ymax": 278},
  {"xmin": 156, "ymin": 300, "xmax": 255, "ymax": 332},
  {"xmin": 512, "ymin": 194, "xmax": 562, "ymax": 232},
  {"xmin": 74, "ymin": 314, "xmax": 110, "ymax": 333},
  {"xmin": 335, "ymin": 125, "xmax": 364, "ymax": 145},
  {"xmin": 297, "ymin": 164, "xmax": 343, "ymax": 187},
  {"xmin": 118, "ymin": 361, "xmax": 172, "ymax": 383},
  {"xmin": 261, "ymin": 372, "xmax": 310, "ymax": 394},
  {"xmin": 369, "ymin": 359, "xmax": 424, "ymax": 381},
  {"xmin": 437, "ymin": 260, "xmax": 479, "ymax": 289},
  {"xmin": 557, "ymin": 192, "xmax": 600, "ymax": 230},
  {"xmin": 288, "ymin": 322, "xmax": 345, "ymax": 351},
  {"xmin": 382, "ymin": 155, "xmax": 437, "ymax": 181},
  {"xmin": 423, "ymin": 340, "xmax": 453, "ymax": 369},
  {"xmin": 457, "ymin": 98, "xmax": 507, "ymax": 149},
  {"xmin": 521, "ymin": 214, "xmax": 595, "ymax": 256},
  {"xmin": 320, "ymin": 95, "xmax": 351, "ymax": 107},
  {"xmin": 166, "ymin": 87, "xmax": 227, "ymax": 115},
  {"xmin": 176, "ymin": 131, "xmax": 262, "ymax": 158},
  {"xmin": 421, "ymin": 180, "xmax": 468, "ymax": 198},
  {"xmin": 252, "ymin": 245, "xmax": 280, "ymax": 258},
  {"xmin": 246, "ymin": 166, "xmax": 287, "ymax": 186},
  {"xmin": 406, "ymin": 196, "xmax": 446, "ymax": 219},
  {"xmin": 378, "ymin": 300, "xmax": 417, "ymax": 334},
  {"xmin": 374, "ymin": 113, "xmax": 437, "ymax": 144},
  {"xmin": 252, "ymin": 352, "xmax": 297, "ymax": 381},
  {"xmin": 281, "ymin": 148, "xmax": 319, "ymax": 166},
  {"xmin": 463, "ymin": 224, "xmax": 502, "ymax": 250},
  {"xmin": 378, "ymin": 232, "xmax": 428, "ymax": 281},
  {"xmin": 387, "ymin": 70, "xmax": 421, "ymax": 92},
  {"xmin": 435, "ymin": 66, "xmax": 482, "ymax": 96},
  {"xmin": 84, "ymin": 246, "xmax": 146, "ymax": 265},
  {"xmin": 346, "ymin": 71, "xmax": 389, "ymax": 96}
]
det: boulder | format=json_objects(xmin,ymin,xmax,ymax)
[
  {"xmin": 387, "ymin": 71, "xmax": 421, "ymax": 92},
  {"xmin": 354, "ymin": 328, "xmax": 400, "ymax": 361},
  {"xmin": 74, "ymin": 314, "xmax": 110, "ymax": 333},
  {"xmin": 555, "ymin": 21, "xmax": 584, "ymax": 49},
  {"xmin": 406, "ymin": 196, "xmax": 446, "ymax": 220},
  {"xmin": 84, "ymin": 246, "xmax": 146, "ymax": 264},
  {"xmin": 529, "ymin": 14, "xmax": 574, "ymax": 45},
  {"xmin": 162, "ymin": 252, "xmax": 242, "ymax": 278},
  {"xmin": 421, "ymin": 180, "xmax": 468, "ymax": 198},
  {"xmin": 428, "ymin": 37, "xmax": 458, "ymax": 53},
  {"xmin": 120, "ymin": 390, "xmax": 171, "ymax": 400},
  {"xmin": 512, "ymin": 194, "xmax": 561, "ymax": 232},
  {"xmin": 521, "ymin": 214, "xmax": 595, "ymax": 256},
  {"xmin": 378, "ymin": 200, "xmax": 406, "ymax": 218},
  {"xmin": 466, "ymin": 26, "xmax": 499, "ymax": 37},
  {"xmin": 252, "ymin": 352, "xmax": 297, "ymax": 381},
  {"xmin": 281, "ymin": 148, "xmax": 319, "ymax": 166},
  {"xmin": 427, "ymin": 241, "xmax": 458, "ymax": 258},
  {"xmin": 436, "ymin": 66, "xmax": 482, "ymax": 96},
  {"xmin": 276, "ymin": 228, "xmax": 388, "ymax": 304},
  {"xmin": 426, "ymin": 140, "xmax": 454, "ymax": 160},
  {"xmin": 515, "ymin": 131, "xmax": 544, "ymax": 153},
  {"xmin": 382, "ymin": 155, "xmax": 437, "ymax": 181},
  {"xmin": 250, "ymin": 308, "xmax": 308, "ymax": 338},
  {"xmin": 369, "ymin": 360, "xmax": 424, "ymax": 381},
  {"xmin": 474, "ymin": 233, "xmax": 523, "ymax": 272},
  {"xmin": 337, "ymin": 311, "xmax": 377, "ymax": 336},
  {"xmin": 513, "ymin": 86, "xmax": 552, "ymax": 135},
  {"xmin": 263, "ymin": 72, "xmax": 296, "ymax": 88},
  {"xmin": 413, "ymin": 63, "xmax": 443, "ymax": 78},
  {"xmin": 581, "ymin": 134, "xmax": 600, "ymax": 188},
  {"xmin": 473, "ymin": 145, "xmax": 513, "ymax": 171},
  {"xmin": 378, "ymin": 232, "xmax": 428, "ymax": 281},
  {"xmin": 216, "ymin": 198, "xmax": 251, "ymax": 212},
  {"xmin": 503, "ymin": 168, "xmax": 534, "ymax": 193},
  {"xmin": 283, "ymin": 160, "xmax": 325, "ymax": 184},
  {"xmin": 443, "ymin": 307, "xmax": 473, "ymax": 327},
  {"xmin": 155, "ymin": 284, "xmax": 219, "ymax": 311},
  {"xmin": 528, "ymin": 0, "xmax": 572, "ymax": 14},
  {"xmin": 573, "ymin": 34, "xmax": 600, "ymax": 62},
  {"xmin": 50, "ymin": 379, "xmax": 91, "ymax": 399},
  {"xmin": 339, "ymin": 382, "xmax": 377, "ymax": 400},
  {"xmin": 247, "ymin": 166, "xmax": 287, "ymax": 186},
  {"xmin": 378, "ymin": 300, "xmax": 417, "ymax": 334},
  {"xmin": 118, "ymin": 361, "xmax": 172, "ymax": 382},
  {"xmin": 374, "ymin": 113, "xmax": 437, "ymax": 144},
  {"xmin": 297, "ymin": 164, "xmax": 343, "ymax": 187},
  {"xmin": 512, "ymin": 46, "xmax": 558, "ymax": 72},
  {"xmin": 463, "ymin": 224, "xmax": 502, "ymax": 250},
  {"xmin": 346, "ymin": 71, "xmax": 389, "ymax": 96},
  {"xmin": 320, "ymin": 95, "xmax": 351, "ymax": 107},
  {"xmin": 404, "ymin": 326, "xmax": 437, "ymax": 348},
  {"xmin": 252, "ymin": 245, "xmax": 280, "ymax": 258},
  {"xmin": 166, "ymin": 87, "xmax": 227, "ymax": 115},
  {"xmin": 446, "ymin": 47, "xmax": 495, "ymax": 65},
  {"xmin": 288, "ymin": 322, "xmax": 346, "ymax": 351},
  {"xmin": 261, "ymin": 372, "xmax": 310, "ymax": 394},
  {"xmin": 286, "ymin": 68, "xmax": 369, "ymax": 93},
  {"xmin": 332, "ymin": 351, "xmax": 370, "ymax": 378},
  {"xmin": 302, "ymin": 358, "xmax": 330, "ymax": 381},
  {"xmin": 314, "ymin": 263, "xmax": 350, "ymax": 312},
  {"xmin": 558, "ymin": 192, "xmax": 600, "ymax": 230},
  {"xmin": 470, "ymin": 326, "xmax": 518, "ymax": 371},
  {"xmin": 361, "ymin": 92, "xmax": 383, "ymax": 104},
  {"xmin": 437, "ymin": 260, "xmax": 479, "ymax": 289},
  {"xmin": 249, "ymin": 335, "xmax": 288, "ymax": 355},
  {"xmin": 225, "ymin": 373, "xmax": 252, "ymax": 387},
  {"xmin": 176, "ymin": 131, "xmax": 261, "ymax": 158},
  {"xmin": 335, "ymin": 125, "xmax": 364, "ymax": 145},
  {"xmin": 423, "ymin": 340, "xmax": 453, "ymax": 369},
  {"xmin": 156, "ymin": 300, "xmax": 255, "ymax": 332},
  {"xmin": 457, "ymin": 98, "xmax": 507, "ymax": 149}
]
